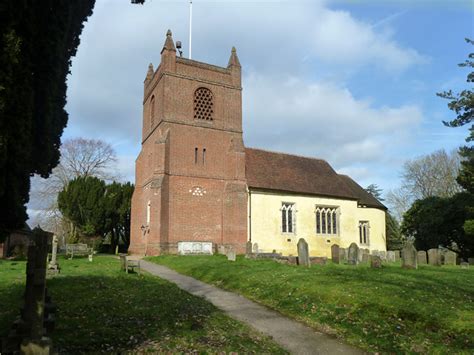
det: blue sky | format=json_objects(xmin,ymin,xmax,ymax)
[{"xmin": 59, "ymin": 0, "xmax": 473, "ymax": 199}]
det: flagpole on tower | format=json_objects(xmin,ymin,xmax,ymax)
[{"xmin": 189, "ymin": 0, "xmax": 193, "ymax": 59}]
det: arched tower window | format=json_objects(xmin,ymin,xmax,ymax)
[
  {"xmin": 194, "ymin": 87, "xmax": 213, "ymax": 121},
  {"xmin": 150, "ymin": 95, "xmax": 155, "ymax": 127}
]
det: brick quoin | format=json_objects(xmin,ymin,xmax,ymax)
[{"xmin": 129, "ymin": 30, "xmax": 247, "ymax": 255}]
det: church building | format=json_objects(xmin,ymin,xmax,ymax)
[{"xmin": 129, "ymin": 31, "xmax": 387, "ymax": 257}]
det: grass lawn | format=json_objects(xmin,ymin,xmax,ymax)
[
  {"xmin": 0, "ymin": 256, "xmax": 286, "ymax": 354},
  {"xmin": 149, "ymin": 255, "xmax": 474, "ymax": 354}
]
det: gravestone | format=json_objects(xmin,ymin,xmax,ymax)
[
  {"xmin": 386, "ymin": 251, "xmax": 396, "ymax": 263},
  {"xmin": 226, "ymin": 249, "xmax": 236, "ymax": 261},
  {"xmin": 339, "ymin": 248, "xmax": 347, "ymax": 264},
  {"xmin": 444, "ymin": 251, "xmax": 457, "ymax": 266},
  {"xmin": 246, "ymin": 241, "xmax": 253, "ymax": 255},
  {"xmin": 417, "ymin": 251, "xmax": 427, "ymax": 265},
  {"xmin": 370, "ymin": 255, "xmax": 382, "ymax": 268},
  {"xmin": 394, "ymin": 251, "xmax": 401, "ymax": 262},
  {"xmin": 401, "ymin": 243, "xmax": 417, "ymax": 269},
  {"xmin": 347, "ymin": 243, "xmax": 359, "ymax": 265},
  {"xmin": 297, "ymin": 238, "xmax": 310, "ymax": 267},
  {"xmin": 252, "ymin": 243, "xmax": 259, "ymax": 254},
  {"xmin": 460, "ymin": 262, "xmax": 469, "ymax": 269},
  {"xmin": 362, "ymin": 253, "xmax": 370, "ymax": 264},
  {"xmin": 47, "ymin": 235, "xmax": 60, "ymax": 274},
  {"xmin": 331, "ymin": 244, "xmax": 340, "ymax": 264},
  {"xmin": 428, "ymin": 248, "xmax": 441, "ymax": 266}
]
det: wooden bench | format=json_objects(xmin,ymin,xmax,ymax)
[
  {"xmin": 119, "ymin": 254, "xmax": 140, "ymax": 274},
  {"xmin": 66, "ymin": 243, "xmax": 92, "ymax": 259}
]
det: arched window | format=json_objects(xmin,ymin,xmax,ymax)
[
  {"xmin": 315, "ymin": 206, "xmax": 339, "ymax": 235},
  {"xmin": 194, "ymin": 87, "xmax": 213, "ymax": 121},
  {"xmin": 359, "ymin": 221, "xmax": 370, "ymax": 245},
  {"xmin": 150, "ymin": 95, "xmax": 155, "ymax": 127}
]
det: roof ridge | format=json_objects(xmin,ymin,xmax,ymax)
[{"xmin": 245, "ymin": 147, "xmax": 328, "ymax": 164}]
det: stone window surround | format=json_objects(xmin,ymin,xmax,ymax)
[
  {"xmin": 280, "ymin": 202, "xmax": 296, "ymax": 234},
  {"xmin": 315, "ymin": 205, "xmax": 340, "ymax": 236},
  {"xmin": 359, "ymin": 220, "xmax": 370, "ymax": 246}
]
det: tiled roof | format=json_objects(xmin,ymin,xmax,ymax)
[
  {"xmin": 245, "ymin": 148, "xmax": 386, "ymax": 210},
  {"xmin": 245, "ymin": 148, "xmax": 358, "ymax": 200},
  {"xmin": 337, "ymin": 175, "xmax": 387, "ymax": 210}
]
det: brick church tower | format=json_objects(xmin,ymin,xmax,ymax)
[{"xmin": 129, "ymin": 30, "xmax": 248, "ymax": 255}]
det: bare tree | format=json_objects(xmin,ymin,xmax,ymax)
[
  {"xmin": 386, "ymin": 149, "xmax": 462, "ymax": 221},
  {"xmin": 30, "ymin": 138, "xmax": 118, "ymax": 238}
]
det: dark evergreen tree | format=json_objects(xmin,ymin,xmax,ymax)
[
  {"xmin": 58, "ymin": 176, "xmax": 106, "ymax": 239},
  {"xmin": 401, "ymin": 193, "xmax": 474, "ymax": 258},
  {"xmin": 437, "ymin": 38, "xmax": 473, "ymax": 193},
  {"xmin": 386, "ymin": 212, "xmax": 403, "ymax": 250},
  {"xmin": 365, "ymin": 184, "xmax": 384, "ymax": 201},
  {"xmin": 103, "ymin": 182, "xmax": 134, "ymax": 251},
  {"xmin": 0, "ymin": 0, "xmax": 96, "ymax": 241}
]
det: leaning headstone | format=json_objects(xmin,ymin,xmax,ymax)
[
  {"xmin": 444, "ymin": 251, "xmax": 457, "ymax": 266},
  {"xmin": 226, "ymin": 249, "xmax": 236, "ymax": 261},
  {"xmin": 386, "ymin": 251, "xmax": 396, "ymax": 263},
  {"xmin": 47, "ymin": 235, "xmax": 60, "ymax": 274},
  {"xmin": 370, "ymin": 255, "xmax": 382, "ymax": 268},
  {"xmin": 339, "ymin": 248, "xmax": 347, "ymax": 264},
  {"xmin": 331, "ymin": 244, "xmax": 340, "ymax": 264},
  {"xmin": 347, "ymin": 243, "xmax": 359, "ymax": 265},
  {"xmin": 401, "ymin": 243, "xmax": 417, "ymax": 269},
  {"xmin": 428, "ymin": 248, "xmax": 441, "ymax": 266},
  {"xmin": 417, "ymin": 251, "xmax": 427, "ymax": 265},
  {"xmin": 297, "ymin": 238, "xmax": 310, "ymax": 267}
]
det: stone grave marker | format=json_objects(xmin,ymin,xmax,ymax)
[
  {"xmin": 297, "ymin": 238, "xmax": 310, "ymax": 267},
  {"xmin": 361, "ymin": 252, "xmax": 369, "ymax": 264},
  {"xmin": 47, "ymin": 235, "xmax": 60, "ymax": 274},
  {"xmin": 252, "ymin": 243, "xmax": 259, "ymax": 254},
  {"xmin": 246, "ymin": 241, "xmax": 253, "ymax": 255},
  {"xmin": 370, "ymin": 255, "xmax": 382, "ymax": 268},
  {"xmin": 444, "ymin": 251, "xmax": 457, "ymax": 266},
  {"xmin": 347, "ymin": 243, "xmax": 359, "ymax": 265},
  {"xmin": 386, "ymin": 251, "xmax": 396, "ymax": 263},
  {"xmin": 469, "ymin": 258, "xmax": 474, "ymax": 266},
  {"xmin": 428, "ymin": 248, "xmax": 441, "ymax": 266},
  {"xmin": 460, "ymin": 262, "xmax": 469, "ymax": 269},
  {"xmin": 417, "ymin": 251, "xmax": 427, "ymax": 265},
  {"xmin": 227, "ymin": 249, "xmax": 236, "ymax": 261},
  {"xmin": 331, "ymin": 244, "xmax": 340, "ymax": 264},
  {"xmin": 339, "ymin": 248, "xmax": 347, "ymax": 264},
  {"xmin": 402, "ymin": 243, "xmax": 417, "ymax": 269},
  {"xmin": 394, "ymin": 251, "xmax": 401, "ymax": 262}
]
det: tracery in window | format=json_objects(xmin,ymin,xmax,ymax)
[
  {"xmin": 315, "ymin": 206, "xmax": 339, "ymax": 235},
  {"xmin": 281, "ymin": 203, "xmax": 295, "ymax": 233},
  {"xmin": 194, "ymin": 87, "xmax": 213, "ymax": 121}
]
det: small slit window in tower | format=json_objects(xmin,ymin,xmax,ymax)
[
  {"xmin": 194, "ymin": 88, "xmax": 214, "ymax": 121},
  {"xmin": 150, "ymin": 95, "xmax": 155, "ymax": 127}
]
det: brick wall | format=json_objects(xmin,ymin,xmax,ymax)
[{"xmin": 129, "ymin": 31, "xmax": 247, "ymax": 255}]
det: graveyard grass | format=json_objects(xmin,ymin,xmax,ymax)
[
  {"xmin": 149, "ymin": 255, "xmax": 474, "ymax": 354},
  {"xmin": 0, "ymin": 256, "xmax": 286, "ymax": 353}
]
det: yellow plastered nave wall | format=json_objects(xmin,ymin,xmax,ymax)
[{"xmin": 248, "ymin": 190, "xmax": 386, "ymax": 257}]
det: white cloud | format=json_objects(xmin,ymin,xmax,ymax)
[{"xmin": 243, "ymin": 73, "xmax": 424, "ymax": 170}]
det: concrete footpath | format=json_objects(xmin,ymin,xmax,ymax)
[{"xmin": 140, "ymin": 260, "xmax": 363, "ymax": 355}]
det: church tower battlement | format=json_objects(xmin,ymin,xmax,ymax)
[{"xmin": 129, "ymin": 30, "xmax": 248, "ymax": 255}]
